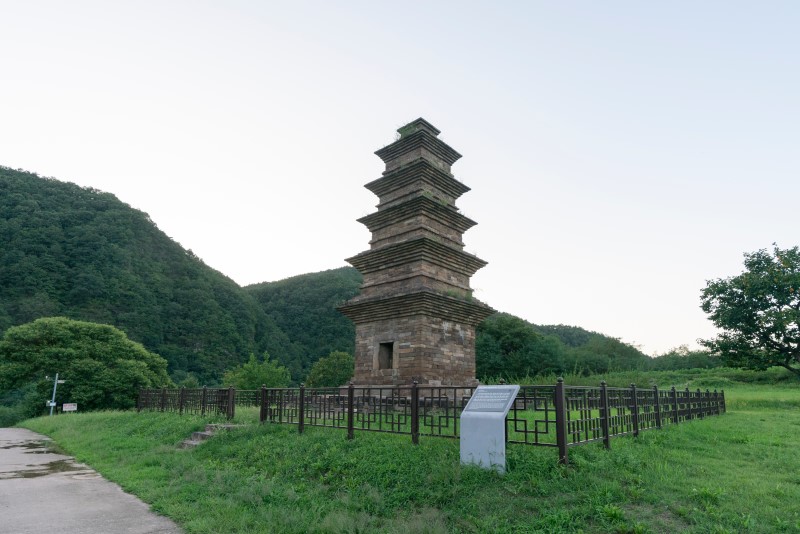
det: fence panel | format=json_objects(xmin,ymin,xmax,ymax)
[
  {"xmin": 418, "ymin": 386, "xmax": 474, "ymax": 439},
  {"xmin": 236, "ymin": 389, "xmax": 261, "ymax": 408},
  {"xmin": 564, "ymin": 386, "xmax": 604, "ymax": 446},
  {"xmin": 138, "ymin": 382, "xmax": 725, "ymax": 463},
  {"xmin": 507, "ymin": 385, "xmax": 558, "ymax": 447},
  {"xmin": 137, "ymin": 387, "xmax": 232, "ymax": 417}
]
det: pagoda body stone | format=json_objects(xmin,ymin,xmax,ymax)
[{"xmin": 338, "ymin": 118, "xmax": 494, "ymax": 386}]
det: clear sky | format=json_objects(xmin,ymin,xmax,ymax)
[{"xmin": 2, "ymin": 1, "xmax": 798, "ymax": 355}]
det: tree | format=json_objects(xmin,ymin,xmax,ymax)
[
  {"xmin": 0, "ymin": 166, "xmax": 275, "ymax": 385},
  {"xmin": 700, "ymin": 245, "xmax": 800, "ymax": 376},
  {"xmin": 222, "ymin": 353, "xmax": 290, "ymax": 389},
  {"xmin": 476, "ymin": 314, "xmax": 565, "ymax": 380},
  {"xmin": 305, "ymin": 351, "xmax": 354, "ymax": 387},
  {"xmin": 0, "ymin": 317, "xmax": 171, "ymax": 412},
  {"xmin": 648, "ymin": 345, "xmax": 721, "ymax": 371}
]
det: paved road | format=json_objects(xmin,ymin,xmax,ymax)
[{"xmin": 0, "ymin": 427, "xmax": 182, "ymax": 534}]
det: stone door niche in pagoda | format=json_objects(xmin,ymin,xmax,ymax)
[{"xmin": 338, "ymin": 118, "xmax": 494, "ymax": 386}]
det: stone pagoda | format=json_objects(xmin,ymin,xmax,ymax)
[{"xmin": 338, "ymin": 118, "xmax": 494, "ymax": 386}]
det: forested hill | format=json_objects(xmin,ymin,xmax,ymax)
[
  {"xmin": 0, "ymin": 166, "xmax": 284, "ymax": 382},
  {"xmin": 246, "ymin": 267, "xmax": 652, "ymax": 379},
  {"xmin": 245, "ymin": 267, "xmax": 361, "ymax": 381},
  {"xmin": 1, "ymin": 165, "xmax": 652, "ymax": 385}
]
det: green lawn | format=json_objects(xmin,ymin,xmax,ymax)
[{"xmin": 21, "ymin": 380, "xmax": 800, "ymax": 533}]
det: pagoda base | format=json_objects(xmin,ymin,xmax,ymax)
[{"xmin": 351, "ymin": 314, "xmax": 481, "ymax": 387}]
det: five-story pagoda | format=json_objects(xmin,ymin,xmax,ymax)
[{"xmin": 338, "ymin": 118, "xmax": 494, "ymax": 386}]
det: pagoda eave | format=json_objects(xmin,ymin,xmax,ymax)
[
  {"xmin": 364, "ymin": 158, "xmax": 471, "ymax": 200},
  {"xmin": 357, "ymin": 196, "xmax": 477, "ymax": 234},
  {"xmin": 346, "ymin": 237, "xmax": 487, "ymax": 276},
  {"xmin": 338, "ymin": 291, "xmax": 495, "ymax": 326},
  {"xmin": 375, "ymin": 130, "xmax": 462, "ymax": 167}
]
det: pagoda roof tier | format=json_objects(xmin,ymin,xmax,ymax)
[
  {"xmin": 338, "ymin": 290, "xmax": 495, "ymax": 326},
  {"xmin": 375, "ymin": 124, "xmax": 462, "ymax": 169},
  {"xmin": 346, "ymin": 237, "xmax": 487, "ymax": 277},
  {"xmin": 357, "ymin": 195, "xmax": 477, "ymax": 234},
  {"xmin": 364, "ymin": 158, "xmax": 470, "ymax": 202}
]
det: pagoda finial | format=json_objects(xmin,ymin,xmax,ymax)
[
  {"xmin": 398, "ymin": 118, "xmax": 441, "ymax": 138},
  {"xmin": 375, "ymin": 118, "xmax": 461, "ymax": 172}
]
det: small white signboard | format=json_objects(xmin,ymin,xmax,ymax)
[
  {"xmin": 460, "ymin": 385, "xmax": 520, "ymax": 473},
  {"xmin": 63, "ymin": 403, "xmax": 78, "ymax": 412}
]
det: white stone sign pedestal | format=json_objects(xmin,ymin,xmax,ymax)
[{"xmin": 460, "ymin": 385, "xmax": 520, "ymax": 473}]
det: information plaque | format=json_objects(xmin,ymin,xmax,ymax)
[
  {"xmin": 463, "ymin": 386, "xmax": 518, "ymax": 413},
  {"xmin": 460, "ymin": 385, "xmax": 520, "ymax": 473}
]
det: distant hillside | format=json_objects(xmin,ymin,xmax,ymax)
[
  {"xmin": 245, "ymin": 266, "xmax": 652, "ymax": 380},
  {"xmin": 0, "ymin": 166, "xmax": 281, "ymax": 382},
  {"xmin": 245, "ymin": 267, "xmax": 362, "ymax": 381},
  {"xmin": 1, "ymin": 165, "xmax": 654, "ymax": 385}
]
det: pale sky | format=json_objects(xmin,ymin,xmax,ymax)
[{"xmin": 2, "ymin": 1, "xmax": 798, "ymax": 355}]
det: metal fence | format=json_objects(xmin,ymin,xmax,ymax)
[
  {"xmin": 137, "ymin": 386, "xmax": 258, "ymax": 419},
  {"xmin": 138, "ymin": 380, "xmax": 725, "ymax": 464}
]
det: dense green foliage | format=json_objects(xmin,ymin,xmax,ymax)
[
  {"xmin": 245, "ymin": 269, "xmax": 661, "ymax": 382},
  {"xmin": 2, "ymin": 165, "xmax": 728, "ymax": 400},
  {"xmin": 305, "ymin": 351, "xmax": 355, "ymax": 387},
  {"xmin": 701, "ymin": 245, "xmax": 800, "ymax": 376},
  {"xmin": 648, "ymin": 345, "xmax": 723, "ymax": 372},
  {"xmin": 0, "ymin": 166, "xmax": 276, "ymax": 383},
  {"xmin": 245, "ymin": 267, "xmax": 361, "ymax": 381},
  {"xmin": 221, "ymin": 353, "xmax": 291, "ymax": 389},
  {"xmin": 476, "ymin": 313, "xmax": 654, "ymax": 380},
  {"xmin": 476, "ymin": 314, "xmax": 565, "ymax": 378},
  {"xmin": 0, "ymin": 317, "xmax": 170, "ymax": 420},
  {"xmin": 22, "ymin": 373, "xmax": 800, "ymax": 533}
]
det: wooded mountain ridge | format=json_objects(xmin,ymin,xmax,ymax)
[{"xmin": 2, "ymin": 166, "xmax": 695, "ymax": 384}]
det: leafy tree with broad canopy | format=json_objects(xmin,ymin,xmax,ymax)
[
  {"xmin": 701, "ymin": 245, "xmax": 800, "ymax": 376},
  {"xmin": 222, "ymin": 353, "xmax": 291, "ymax": 389},
  {"xmin": 305, "ymin": 351, "xmax": 354, "ymax": 387},
  {"xmin": 0, "ymin": 317, "xmax": 171, "ymax": 412}
]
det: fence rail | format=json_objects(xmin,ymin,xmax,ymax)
[
  {"xmin": 138, "ymin": 380, "xmax": 725, "ymax": 464},
  {"xmin": 137, "ymin": 386, "xmax": 255, "ymax": 419}
]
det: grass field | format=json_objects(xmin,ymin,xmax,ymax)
[{"xmin": 20, "ymin": 372, "xmax": 800, "ymax": 533}]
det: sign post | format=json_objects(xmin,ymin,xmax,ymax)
[
  {"xmin": 460, "ymin": 385, "xmax": 520, "ymax": 473},
  {"xmin": 48, "ymin": 373, "xmax": 61, "ymax": 416}
]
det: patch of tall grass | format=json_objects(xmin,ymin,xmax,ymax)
[{"xmin": 22, "ymin": 378, "xmax": 800, "ymax": 533}]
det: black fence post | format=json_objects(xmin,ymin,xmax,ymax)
[
  {"xmin": 600, "ymin": 381, "xmax": 610, "ymax": 450},
  {"xmin": 347, "ymin": 382, "xmax": 355, "ymax": 441},
  {"xmin": 713, "ymin": 389, "xmax": 720, "ymax": 416},
  {"xmin": 160, "ymin": 387, "xmax": 167, "ymax": 412},
  {"xmin": 227, "ymin": 387, "xmax": 235, "ymax": 420},
  {"xmin": 178, "ymin": 387, "xmax": 186, "ymax": 415},
  {"xmin": 686, "ymin": 388, "xmax": 693, "ymax": 420},
  {"xmin": 721, "ymin": 389, "xmax": 726, "ymax": 413},
  {"xmin": 695, "ymin": 388, "xmax": 702, "ymax": 419},
  {"xmin": 630, "ymin": 384, "xmax": 639, "ymax": 437},
  {"xmin": 671, "ymin": 387, "xmax": 679, "ymax": 424},
  {"xmin": 137, "ymin": 389, "xmax": 142, "ymax": 412},
  {"xmin": 298, "ymin": 383, "xmax": 305, "ymax": 434},
  {"xmin": 653, "ymin": 385, "xmax": 662, "ymax": 429},
  {"xmin": 201, "ymin": 386, "xmax": 207, "ymax": 416},
  {"xmin": 259, "ymin": 384, "xmax": 266, "ymax": 423},
  {"xmin": 554, "ymin": 378, "xmax": 569, "ymax": 465},
  {"xmin": 411, "ymin": 381, "xmax": 420, "ymax": 445}
]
